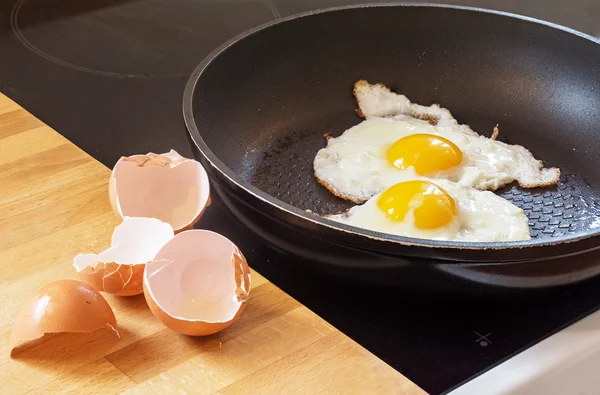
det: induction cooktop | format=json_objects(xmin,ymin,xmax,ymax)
[{"xmin": 2, "ymin": 1, "xmax": 600, "ymax": 393}]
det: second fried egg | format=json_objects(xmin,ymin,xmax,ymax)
[{"xmin": 327, "ymin": 179, "xmax": 531, "ymax": 242}]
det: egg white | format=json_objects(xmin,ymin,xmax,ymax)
[
  {"xmin": 314, "ymin": 115, "xmax": 559, "ymax": 204},
  {"xmin": 327, "ymin": 179, "xmax": 531, "ymax": 242}
]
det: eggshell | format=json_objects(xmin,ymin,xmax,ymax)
[
  {"xmin": 143, "ymin": 230, "xmax": 251, "ymax": 336},
  {"xmin": 9, "ymin": 280, "xmax": 119, "ymax": 354},
  {"xmin": 109, "ymin": 150, "xmax": 211, "ymax": 233},
  {"xmin": 74, "ymin": 217, "xmax": 174, "ymax": 296}
]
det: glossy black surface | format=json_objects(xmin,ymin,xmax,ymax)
[{"xmin": 2, "ymin": 1, "xmax": 600, "ymax": 393}]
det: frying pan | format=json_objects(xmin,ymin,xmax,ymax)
[{"xmin": 184, "ymin": 4, "xmax": 600, "ymax": 291}]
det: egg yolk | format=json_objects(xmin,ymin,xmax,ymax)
[
  {"xmin": 377, "ymin": 180, "xmax": 457, "ymax": 229},
  {"xmin": 386, "ymin": 134, "xmax": 463, "ymax": 175}
]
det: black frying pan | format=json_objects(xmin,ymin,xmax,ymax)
[{"xmin": 184, "ymin": 4, "xmax": 600, "ymax": 291}]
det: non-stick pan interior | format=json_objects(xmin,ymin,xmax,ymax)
[{"xmin": 191, "ymin": 5, "xmax": 600, "ymax": 241}]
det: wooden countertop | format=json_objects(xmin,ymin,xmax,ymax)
[{"xmin": 0, "ymin": 94, "xmax": 426, "ymax": 395}]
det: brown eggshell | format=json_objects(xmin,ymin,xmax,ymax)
[
  {"xmin": 74, "ymin": 217, "xmax": 174, "ymax": 296},
  {"xmin": 9, "ymin": 280, "xmax": 119, "ymax": 354},
  {"xmin": 110, "ymin": 150, "xmax": 211, "ymax": 233},
  {"xmin": 77, "ymin": 262, "xmax": 146, "ymax": 296},
  {"xmin": 143, "ymin": 230, "xmax": 251, "ymax": 336},
  {"xmin": 143, "ymin": 287, "xmax": 247, "ymax": 336}
]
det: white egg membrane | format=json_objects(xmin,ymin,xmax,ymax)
[
  {"xmin": 144, "ymin": 230, "xmax": 245, "ymax": 323},
  {"xmin": 73, "ymin": 217, "xmax": 175, "ymax": 271},
  {"xmin": 313, "ymin": 81, "xmax": 560, "ymax": 204},
  {"xmin": 111, "ymin": 150, "xmax": 210, "ymax": 231}
]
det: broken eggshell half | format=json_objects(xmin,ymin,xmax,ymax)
[
  {"xmin": 10, "ymin": 279, "xmax": 119, "ymax": 354},
  {"xmin": 109, "ymin": 150, "xmax": 211, "ymax": 233},
  {"xmin": 143, "ymin": 230, "xmax": 251, "ymax": 336},
  {"xmin": 74, "ymin": 217, "xmax": 175, "ymax": 296}
]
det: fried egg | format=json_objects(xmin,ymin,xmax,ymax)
[
  {"xmin": 313, "ymin": 80, "xmax": 560, "ymax": 203},
  {"xmin": 327, "ymin": 179, "xmax": 531, "ymax": 242}
]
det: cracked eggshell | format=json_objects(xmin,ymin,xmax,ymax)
[
  {"xmin": 74, "ymin": 217, "xmax": 174, "ymax": 296},
  {"xmin": 109, "ymin": 150, "xmax": 211, "ymax": 233},
  {"xmin": 9, "ymin": 280, "xmax": 119, "ymax": 354},
  {"xmin": 143, "ymin": 230, "xmax": 251, "ymax": 336}
]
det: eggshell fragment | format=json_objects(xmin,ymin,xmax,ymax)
[
  {"xmin": 143, "ymin": 230, "xmax": 251, "ymax": 336},
  {"xmin": 109, "ymin": 150, "xmax": 211, "ymax": 233},
  {"xmin": 74, "ymin": 217, "xmax": 174, "ymax": 296},
  {"xmin": 9, "ymin": 280, "xmax": 119, "ymax": 354}
]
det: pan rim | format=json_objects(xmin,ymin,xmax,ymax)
[{"xmin": 183, "ymin": 2, "xmax": 600, "ymax": 252}]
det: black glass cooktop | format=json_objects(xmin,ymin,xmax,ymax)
[{"xmin": 2, "ymin": 1, "xmax": 600, "ymax": 393}]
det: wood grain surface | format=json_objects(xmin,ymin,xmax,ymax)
[{"xmin": 0, "ymin": 94, "xmax": 426, "ymax": 395}]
